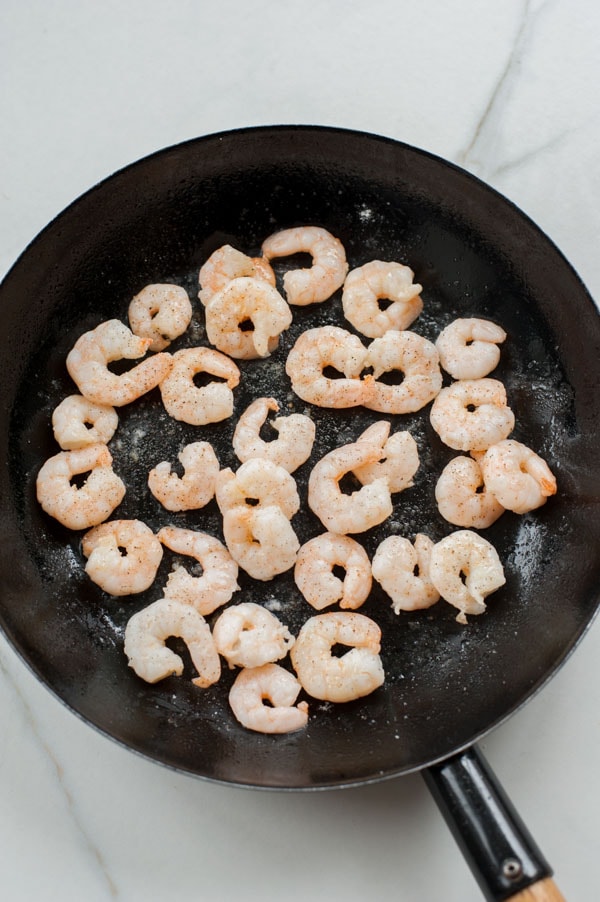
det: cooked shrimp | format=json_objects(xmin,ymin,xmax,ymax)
[
  {"xmin": 51, "ymin": 394, "xmax": 118, "ymax": 450},
  {"xmin": 372, "ymin": 534, "xmax": 440, "ymax": 612},
  {"xmin": 215, "ymin": 458, "xmax": 300, "ymax": 520},
  {"xmin": 148, "ymin": 441, "xmax": 219, "ymax": 511},
  {"xmin": 82, "ymin": 519, "xmax": 163, "ymax": 596},
  {"xmin": 363, "ymin": 330, "xmax": 442, "ymax": 414},
  {"xmin": 198, "ymin": 244, "xmax": 275, "ymax": 306},
  {"xmin": 480, "ymin": 439, "xmax": 557, "ymax": 514},
  {"xmin": 123, "ymin": 597, "xmax": 220, "ymax": 687},
  {"xmin": 294, "ymin": 533, "xmax": 372, "ymax": 611},
  {"xmin": 435, "ymin": 455, "xmax": 505, "ymax": 528},
  {"xmin": 232, "ymin": 397, "xmax": 316, "ymax": 473},
  {"xmin": 36, "ymin": 443, "xmax": 125, "ymax": 530},
  {"xmin": 290, "ymin": 612, "xmax": 384, "ymax": 703},
  {"xmin": 353, "ymin": 421, "xmax": 419, "ymax": 493},
  {"xmin": 436, "ymin": 317, "xmax": 507, "ymax": 380},
  {"xmin": 229, "ymin": 664, "xmax": 309, "ymax": 734},
  {"xmin": 159, "ymin": 346, "xmax": 240, "ymax": 425},
  {"xmin": 342, "ymin": 261, "xmax": 423, "ymax": 338},
  {"xmin": 205, "ymin": 277, "xmax": 292, "ymax": 359},
  {"xmin": 66, "ymin": 319, "xmax": 172, "ymax": 407},
  {"xmin": 285, "ymin": 326, "xmax": 372, "ymax": 408},
  {"xmin": 261, "ymin": 226, "xmax": 348, "ymax": 306},
  {"xmin": 429, "ymin": 530, "xmax": 506, "ymax": 624},
  {"xmin": 222, "ymin": 505, "xmax": 300, "ymax": 581},
  {"xmin": 430, "ymin": 378, "xmax": 515, "ymax": 451},
  {"xmin": 128, "ymin": 283, "xmax": 192, "ymax": 352},
  {"xmin": 212, "ymin": 602, "xmax": 295, "ymax": 669},
  {"xmin": 158, "ymin": 526, "xmax": 239, "ymax": 615}
]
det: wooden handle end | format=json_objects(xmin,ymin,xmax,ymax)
[{"xmin": 509, "ymin": 877, "xmax": 566, "ymax": 901}]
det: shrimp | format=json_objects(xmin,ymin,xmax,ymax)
[
  {"xmin": 205, "ymin": 277, "xmax": 292, "ymax": 359},
  {"xmin": 294, "ymin": 533, "xmax": 372, "ymax": 611},
  {"xmin": 148, "ymin": 441, "xmax": 219, "ymax": 511},
  {"xmin": 261, "ymin": 225, "xmax": 348, "ymax": 306},
  {"xmin": 353, "ymin": 421, "xmax": 419, "ymax": 493},
  {"xmin": 232, "ymin": 397, "xmax": 316, "ymax": 473},
  {"xmin": 159, "ymin": 346, "xmax": 240, "ymax": 425},
  {"xmin": 36, "ymin": 443, "xmax": 125, "ymax": 530},
  {"xmin": 228, "ymin": 664, "xmax": 309, "ymax": 734},
  {"xmin": 429, "ymin": 378, "xmax": 515, "ymax": 451},
  {"xmin": 128, "ymin": 283, "xmax": 192, "ymax": 352},
  {"xmin": 436, "ymin": 317, "xmax": 507, "ymax": 380},
  {"xmin": 215, "ymin": 458, "xmax": 300, "ymax": 520},
  {"xmin": 290, "ymin": 612, "xmax": 384, "ymax": 703},
  {"xmin": 480, "ymin": 439, "xmax": 557, "ymax": 514},
  {"xmin": 435, "ymin": 455, "xmax": 505, "ymax": 528},
  {"xmin": 285, "ymin": 326, "xmax": 372, "ymax": 408},
  {"xmin": 372, "ymin": 534, "xmax": 440, "ymax": 612},
  {"xmin": 82, "ymin": 519, "xmax": 163, "ymax": 596},
  {"xmin": 212, "ymin": 602, "xmax": 295, "ymax": 669},
  {"xmin": 363, "ymin": 330, "xmax": 442, "ymax": 414},
  {"xmin": 123, "ymin": 597, "xmax": 220, "ymax": 687},
  {"xmin": 222, "ymin": 505, "xmax": 300, "ymax": 581},
  {"xmin": 51, "ymin": 394, "xmax": 118, "ymax": 450},
  {"xmin": 342, "ymin": 260, "xmax": 423, "ymax": 338},
  {"xmin": 198, "ymin": 244, "xmax": 275, "ymax": 306},
  {"xmin": 66, "ymin": 319, "xmax": 172, "ymax": 407},
  {"xmin": 158, "ymin": 526, "xmax": 239, "ymax": 615},
  {"xmin": 429, "ymin": 529, "xmax": 506, "ymax": 624}
]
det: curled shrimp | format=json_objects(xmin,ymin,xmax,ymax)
[
  {"xmin": 148, "ymin": 441, "xmax": 219, "ymax": 511},
  {"xmin": 66, "ymin": 319, "xmax": 172, "ymax": 407},
  {"xmin": 215, "ymin": 458, "xmax": 300, "ymax": 520},
  {"xmin": 435, "ymin": 455, "xmax": 505, "ymax": 528},
  {"xmin": 124, "ymin": 597, "xmax": 220, "ymax": 686},
  {"xmin": 294, "ymin": 533, "xmax": 372, "ymax": 611},
  {"xmin": 430, "ymin": 378, "xmax": 515, "ymax": 451},
  {"xmin": 363, "ymin": 330, "xmax": 442, "ymax": 414},
  {"xmin": 429, "ymin": 529, "xmax": 506, "ymax": 624},
  {"xmin": 212, "ymin": 602, "xmax": 295, "ymax": 669},
  {"xmin": 198, "ymin": 244, "xmax": 275, "ymax": 306},
  {"xmin": 232, "ymin": 397, "xmax": 316, "ymax": 473},
  {"xmin": 229, "ymin": 664, "xmax": 309, "ymax": 734},
  {"xmin": 342, "ymin": 260, "xmax": 423, "ymax": 338},
  {"xmin": 205, "ymin": 277, "xmax": 292, "ymax": 359},
  {"xmin": 480, "ymin": 439, "xmax": 557, "ymax": 514},
  {"xmin": 82, "ymin": 519, "xmax": 163, "ymax": 596},
  {"xmin": 158, "ymin": 526, "xmax": 239, "ymax": 615},
  {"xmin": 222, "ymin": 505, "xmax": 300, "ymax": 581},
  {"xmin": 261, "ymin": 225, "xmax": 348, "ymax": 306},
  {"xmin": 52, "ymin": 394, "xmax": 118, "ymax": 450},
  {"xmin": 128, "ymin": 283, "xmax": 192, "ymax": 351},
  {"xmin": 36, "ymin": 443, "xmax": 125, "ymax": 530},
  {"xmin": 372, "ymin": 534, "xmax": 440, "ymax": 613},
  {"xmin": 353, "ymin": 421, "xmax": 419, "ymax": 493},
  {"xmin": 290, "ymin": 612, "xmax": 384, "ymax": 703},
  {"xmin": 285, "ymin": 326, "xmax": 372, "ymax": 408},
  {"xmin": 436, "ymin": 317, "xmax": 507, "ymax": 380},
  {"xmin": 159, "ymin": 347, "xmax": 240, "ymax": 425}
]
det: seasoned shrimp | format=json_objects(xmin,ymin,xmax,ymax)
[
  {"xmin": 213, "ymin": 602, "xmax": 295, "ymax": 669},
  {"xmin": 222, "ymin": 505, "xmax": 300, "ymax": 581},
  {"xmin": 372, "ymin": 534, "xmax": 440, "ymax": 612},
  {"xmin": 229, "ymin": 664, "xmax": 309, "ymax": 734},
  {"xmin": 232, "ymin": 397, "xmax": 316, "ymax": 473},
  {"xmin": 363, "ymin": 330, "xmax": 442, "ymax": 414},
  {"xmin": 158, "ymin": 526, "xmax": 239, "ymax": 615},
  {"xmin": 36, "ymin": 443, "xmax": 125, "ymax": 530},
  {"xmin": 198, "ymin": 244, "xmax": 275, "ymax": 306},
  {"xmin": 261, "ymin": 226, "xmax": 348, "ymax": 306},
  {"xmin": 124, "ymin": 597, "xmax": 220, "ymax": 686},
  {"xmin": 148, "ymin": 441, "xmax": 219, "ymax": 511},
  {"xmin": 430, "ymin": 378, "xmax": 515, "ymax": 451},
  {"xmin": 215, "ymin": 458, "xmax": 300, "ymax": 520},
  {"xmin": 285, "ymin": 326, "xmax": 372, "ymax": 408},
  {"xmin": 290, "ymin": 612, "xmax": 384, "ymax": 703},
  {"xmin": 66, "ymin": 319, "xmax": 172, "ymax": 407},
  {"xmin": 436, "ymin": 317, "xmax": 507, "ymax": 380},
  {"xmin": 429, "ymin": 530, "xmax": 506, "ymax": 624},
  {"xmin": 294, "ymin": 533, "xmax": 372, "ymax": 611},
  {"xmin": 435, "ymin": 455, "xmax": 504, "ymax": 528},
  {"xmin": 82, "ymin": 519, "xmax": 163, "ymax": 596},
  {"xmin": 128, "ymin": 283, "xmax": 192, "ymax": 352},
  {"xmin": 342, "ymin": 261, "xmax": 423, "ymax": 338},
  {"xmin": 52, "ymin": 394, "xmax": 118, "ymax": 450},
  {"xmin": 159, "ymin": 347, "xmax": 240, "ymax": 425},
  {"xmin": 480, "ymin": 439, "xmax": 557, "ymax": 514},
  {"xmin": 353, "ymin": 421, "xmax": 419, "ymax": 493},
  {"xmin": 205, "ymin": 277, "xmax": 292, "ymax": 359}
]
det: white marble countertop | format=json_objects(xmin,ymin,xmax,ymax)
[{"xmin": 1, "ymin": 2, "xmax": 599, "ymax": 900}]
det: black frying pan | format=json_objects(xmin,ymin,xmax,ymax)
[{"xmin": 1, "ymin": 126, "xmax": 599, "ymax": 901}]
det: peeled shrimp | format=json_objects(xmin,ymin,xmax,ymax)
[
  {"xmin": 215, "ymin": 458, "xmax": 300, "ymax": 520},
  {"xmin": 124, "ymin": 597, "xmax": 220, "ymax": 687},
  {"xmin": 480, "ymin": 440, "xmax": 557, "ymax": 514},
  {"xmin": 436, "ymin": 317, "xmax": 507, "ymax": 380},
  {"xmin": 435, "ymin": 455, "xmax": 505, "ymax": 528},
  {"xmin": 159, "ymin": 347, "xmax": 240, "ymax": 425},
  {"xmin": 363, "ymin": 330, "xmax": 442, "ymax": 414},
  {"xmin": 294, "ymin": 533, "xmax": 372, "ymax": 611},
  {"xmin": 342, "ymin": 260, "xmax": 423, "ymax": 338},
  {"xmin": 429, "ymin": 530, "xmax": 506, "ymax": 624},
  {"xmin": 372, "ymin": 534, "xmax": 440, "ymax": 612},
  {"xmin": 82, "ymin": 519, "xmax": 163, "ymax": 596},
  {"xmin": 66, "ymin": 319, "xmax": 172, "ymax": 407},
  {"xmin": 148, "ymin": 441, "xmax": 219, "ymax": 511},
  {"xmin": 290, "ymin": 612, "xmax": 384, "ymax": 703},
  {"xmin": 52, "ymin": 394, "xmax": 118, "ymax": 450},
  {"xmin": 222, "ymin": 505, "xmax": 300, "ymax": 581},
  {"xmin": 205, "ymin": 277, "xmax": 292, "ymax": 359},
  {"xmin": 212, "ymin": 602, "xmax": 295, "ymax": 669},
  {"xmin": 262, "ymin": 226, "xmax": 348, "ymax": 306},
  {"xmin": 353, "ymin": 421, "xmax": 419, "ymax": 494},
  {"xmin": 158, "ymin": 526, "xmax": 239, "ymax": 615},
  {"xmin": 36, "ymin": 443, "xmax": 125, "ymax": 530},
  {"xmin": 128, "ymin": 283, "xmax": 192, "ymax": 352},
  {"xmin": 430, "ymin": 378, "xmax": 515, "ymax": 451},
  {"xmin": 285, "ymin": 326, "xmax": 372, "ymax": 408},
  {"xmin": 198, "ymin": 244, "xmax": 275, "ymax": 306},
  {"xmin": 228, "ymin": 663, "xmax": 309, "ymax": 734},
  {"xmin": 232, "ymin": 397, "xmax": 316, "ymax": 473}
]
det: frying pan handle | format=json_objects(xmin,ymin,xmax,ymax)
[{"xmin": 423, "ymin": 746, "xmax": 565, "ymax": 901}]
